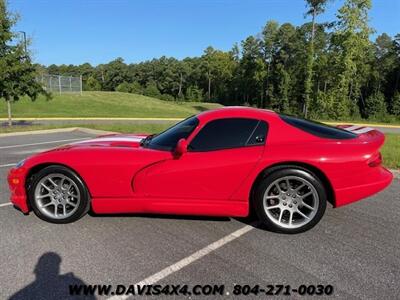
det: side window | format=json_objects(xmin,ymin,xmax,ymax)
[
  {"xmin": 246, "ymin": 121, "xmax": 268, "ymax": 145},
  {"xmin": 189, "ymin": 118, "xmax": 267, "ymax": 151}
]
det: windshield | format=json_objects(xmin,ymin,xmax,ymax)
[{"xmin": 146, "ymin": 116, "xmax": 199, "ymax": 151}]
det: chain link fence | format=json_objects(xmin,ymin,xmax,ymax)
[{"xmin": 38, "ymin": 74, "xmax": 82, "ymax": 94}]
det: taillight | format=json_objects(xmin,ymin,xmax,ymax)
[{"xmin": 368, "ymin": 152, "xmax": 382, "ymax": 167}]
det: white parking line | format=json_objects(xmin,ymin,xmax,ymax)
[
  {"xmin": 0, "ymin": 163, "xmax": 16, "ymax": 168},
  {"xmin": 0, "ymin": 203, "xmax": 12, "ymax": 208},
  {"xmin": 0, "ymin": 137, "xmax": 88, "ymax": 149},
  {"xmin": 108, "ymin": 224, "xmax": 256, "ymax": 300}
]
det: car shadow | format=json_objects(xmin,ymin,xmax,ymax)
[
  {"xmin": 88, "ymin": 210, "xmax": 267, "ymax": 231},
  {"xmin": 88, "ymin": 211, "xmax": 231, "ymax": 222},
  {"xmin": 8, "ymin": 252, "xmax": 95, "ymax": 300}
]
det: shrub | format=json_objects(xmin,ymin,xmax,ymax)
[
  {"xmin": 160, "ymin": 94, "xmax": 175, "ymax": 101},
  {"xmin": 85, "ymin": 76, "xmax": 101, "ymax": 91},
  {"xmin": 130, "ymin": 81, "xmax": 143, "ymax": 94},
  {"xmin": 143, "ymin": 81, "xmax": 161, "ymax": 98},
  {"xmin": 391, "ymin": 92, "xmax": 400, "ymax": 116},
  {"xmin": 185, "ymin": 85, "xmax": 203, "ymax": 102},
  {"xmin": 115, "ymin": 82, "xmax": 132, "ymax": 93},
  {"xmin": 365, "ymin": 92, "xmax": 387, "ymax": 119}
]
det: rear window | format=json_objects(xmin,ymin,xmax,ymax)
[{"xmin": 280, "ymin": 114, "xmax": 357, "ymax": 140}]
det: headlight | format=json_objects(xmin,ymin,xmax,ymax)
[{"xmin": 15, "ymin": 159, "xmax": 26, "ymax": 168}]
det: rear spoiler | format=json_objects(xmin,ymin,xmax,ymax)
[{"xmin": 337, "ymin": 125, "xmax": 385, "ymax": 149}]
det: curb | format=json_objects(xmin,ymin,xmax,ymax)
[
  {"xmin": 0, "ymin": 127, "xmax": 115, "ymax": 138},
  {"xmin": 391, "ymin": 169, "xmax": 400, "ymax": 178}
]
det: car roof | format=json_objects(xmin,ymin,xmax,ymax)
[{"xmin": 197, "ymin": 106, "xmax": 278, "ymax": 122}]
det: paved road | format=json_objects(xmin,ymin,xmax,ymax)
[
  {"xmin": 1, "ymin": 118, "xmax": 400, "ymax": 134},
  {"xmin": 0, "ymin": 131, "xmax": 399, "ymax": 299}
]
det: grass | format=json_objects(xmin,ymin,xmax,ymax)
[
  {"xmin": 320, "ymin": 118, "xmax": 400, "ymax": 126},
  {"xmin": 381, "ymin": 133, "xmax": 400, "ymax": 169},
  {"xmin": 0, "ymin": 91, "xmax": 222, "ymax": 118},
  {"xmin": 1, "ymin": 122, "xmax": 398, "ymax": 170},
  {"xmin": 1, "ymin": 91, "xmax": 399, "ymax": 126}
]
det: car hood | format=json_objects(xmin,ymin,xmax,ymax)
[
  {"xmin": 24, "ymin": 132, "xmax": 166, "ymax": 172},
  {"xmin": 59, "ymin": 134, "xmax": 149, "ymax": 149}
]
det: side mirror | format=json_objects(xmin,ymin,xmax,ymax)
[{"xmin": 174, "ymin": 138, "xmax": 187, "ymax": 157}]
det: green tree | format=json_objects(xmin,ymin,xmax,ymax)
[
  {"xmin": 365, "ymin": 91, "xmax": 387, "ymax": 119},
  {"xmin": 114, "ymin": 81, "xmax": 142, "ymax": 94},
  {"xmin": 261, "ymin": 21, "xmax": 279, "ymax": 108},
  {"xmin": 100, "ymin": 57, "xmax": 129, "ymax": 91},
  {"xmin": 115, "ymin": 81, "xmax": 131, "ymax": 93},
  {"xmin": 0, "ymin": 0, "xmax": 48, "ymax": 126},
  {"xmin": 85, "ymin": 75, "xmax": 101, "ymax": 91},
  {"xmin": 303, "ymin": 0, "xmax": 329, "ymax": 117},
  {"xmin": 202, "ymin": 47, "xmax": 215, "ymax": 101},
  {"xmin": 391, "ymin": 92, "xmax": 400, "ymax": 116},
  {"xmin": 330, "ymin": 0, "xmax": 373, "ymax": 118},
  {"xmin": 276, "ymin": 65, "xmax": 290, "ymax": 113},
  {"xmin": 376, "ymin": 34, "xmax": 400, "ymax": 111},
  {"xmin": 143, "ymin": 80, "xmax": 161, "ymax": 98},
  {"xmin": 300, "ymin": 22, "xmax": 330, "ymax": 117},
  {"xmin": 200, "ymin": 46, "xmax": 236, "ymax": 103},
  {"xmin": 367, "ymin": 34, "xmax": 396, "ymax": 102},
  {"xmin": 267, "ymin": 23, "xmax": 299, "ymax": 112},
  {"xmin": 175, "ymin": 60, "xmax": 190, "ymax": 99},
  {"xmin": 78, "ymin": 62, "xmax": 94, "ymax": 81},
  {"xmin": 185, "ymin": 85, "xmax": 203, "ymax": 102},
  {"xmin": 130, "ymin": 81, "xmax": 143, "ymax": 94},
  {"xmin": 393, "ymin": 35, "xmax": 400, "ymax": 93},
  {"xmin": 239, "ymin": 36, "xmax": 263, "ymax": 106}
]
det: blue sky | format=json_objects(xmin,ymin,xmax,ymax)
[{"xmin": 9, "ymin": 0, "xmax": 400, "ymax": 66}]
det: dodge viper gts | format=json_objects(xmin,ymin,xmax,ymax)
[{"xmin": 8, "ymin": 107, "xmax": 393, "ymax": 233}]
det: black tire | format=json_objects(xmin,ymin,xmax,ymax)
[
  {"xmin": 253, "ymin": 167, "xmax": 327, "ymax": 234},
  {"xmin": 28, "ymin": 165, "xmax": 90, "ymax": 224}
]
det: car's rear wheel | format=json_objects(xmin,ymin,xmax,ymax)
[
  {"xmin": 29, "ymin": 166, "xmax": 90, "ymax": 223},
  {"xmin": 254, "ymin": 168, "xmax": 327, "ymax": 234}
]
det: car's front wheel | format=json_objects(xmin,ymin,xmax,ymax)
[
  {"xmin": 29, "ymin": 165, "xmax": 90, "ymax": 223},
  {"xmin": 254, "ymin": 168, "xmax": 327, "ymax": 234}
]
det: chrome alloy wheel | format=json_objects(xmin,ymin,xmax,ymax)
[
  {"xmin": 263, "ymin": 176, "xmax": 319, "ymax": 229},
  {"xmin": 34, "ymin": 173, "xmax": 81, "ymax": 220}
]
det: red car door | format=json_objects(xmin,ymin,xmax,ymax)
[{"xmin": 140, "ymin": 118, "xmax": 267, "ymax": 200}]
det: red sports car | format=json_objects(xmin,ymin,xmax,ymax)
[{"xmin": 8, "ymin": 107, "xmax": 393, "ymax": 233}]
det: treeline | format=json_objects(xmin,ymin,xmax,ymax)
[{"xmin": 39, "ymin": 0, "xmax": 400, "ymax": 121}]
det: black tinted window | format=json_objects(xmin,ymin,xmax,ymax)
[
  {"xmin": 148, "ymin": 116, "xmax": 199, "ymax": 150},
  {"xmin": 280, "ymin": 114, "xmax": 357, "ymax": 139},
  {"xmin": 189, "ymin": 118, "xmax": 264, "ymax": 151},
  {"xmin": 247, "ymin": 121, "xmax": 268, "ymax": 145}
]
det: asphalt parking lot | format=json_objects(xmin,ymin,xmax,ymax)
[{"xmin": 0, "ymin": 130, "xmax": 399, "ymax": 299}]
